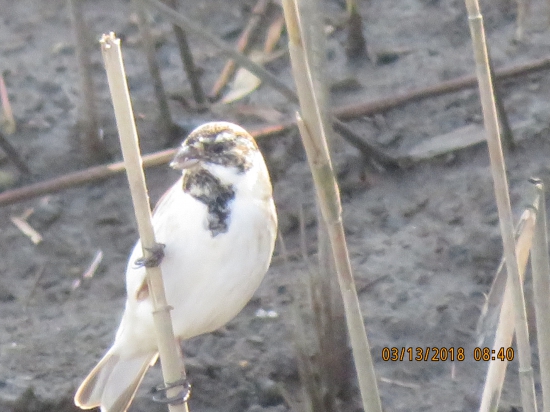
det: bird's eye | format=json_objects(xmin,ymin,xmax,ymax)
[{"xmin": 211, "ymin": 142, "xmax": 225, "ymax": 154}]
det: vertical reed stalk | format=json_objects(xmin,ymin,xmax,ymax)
[
  {"xmin": 133, "ymin": 0, "xmax": 175, "ymax": 141},
  {"xmin": 282, "ymin": 1, "xmax": 382, "ymax": 410},
  {"xmin": 163, "ymin": 0, "xmax": 206, "ymax": 108},
  {"xmin": 100, "ymin": 33, "xmax": 188, "ymax": 412},
  {"xmin": 465, "ymin": 1, "xmax": 537, "ymax": 411},
  {"xmin": 68, "ymin": 0, "xmax": 109, "ymax": 161},
  {"xmin": 479, "ymin": 204, "xmax": 537, "ymax": 412},
  {"xmin": 529, "ymin": 178, "xmax": 550, "ymax": 412}
]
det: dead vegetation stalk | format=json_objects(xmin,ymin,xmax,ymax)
[
  {"xmin": 163, "ymin": 0, "xmax": 206, "ymax": 107},
  {"xmin": 301, "ymin": 0, "xmax": 353, "ymax": 406},
  {"xmin": 487, "ymin": 52, "xmax": 515, "ymax": 150},
  {"xmin": 0, "ymin": 74, "xmax": 16, "ymax": 134},
  {"xmin": 278, "ymin": 231, "xmax": 320, "ymax": 412},
  {"xmin": 515, "ymin": 0, "xmax": 528, "ymax": 41},
  {"xmin": 478, "ymin": 202, "xmax": 537, "ymax": 412},
  {"xmin": 344, "ymin": 0, "xmax": 368, "ymax": 59},
  {"xmin": 143, "ymin": 0, "xmax": 299, "ymax": 103},
  {"xmin": 67, "ymin": 0, "xmax": 109, "ymax": 161},
  {"xmin": 282, "ymin": 0, "xmax": 382, "ymax": 410},
  {"xmin": 209, "ymin": 0, "xmax": 271, "ymax": 100},
  {"xmin": 133, "ymin": 0, "xmax": 175, "ymax": 140},
  {"xmin": 333, "ymin": 56, "xmax": 550, "ymax": 120},
  {"xmin": 100, "ymin": 33, "xmax": 188, "ymax": 412},
  {"xmin": 0, "ymin": 148, "xmax": 174, "ymax": 207},
  {"xmin": 0, "ymin": 131, "xmax": 31, "ymax": 175},
  {"xmin": 1, "ymin": 55, "xmax": 549, "ymax": 207},
  {"xmin": 465, "ymin": 1, "xmax": 537, "ymax": 411},
  {"xmin": 529, "ymin": 179, "xmax": 550, "ymax": 412}
]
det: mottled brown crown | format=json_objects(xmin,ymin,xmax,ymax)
[
  {"xmin": 185, "ymin": 122, "xmax": 258, "ymax": 149},
  {"xmin": 177, "ymin": 122, "xmax": 259, "ymax": 173}
]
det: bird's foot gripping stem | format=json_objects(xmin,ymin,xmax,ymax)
[{"xmin": 134, "ymin": 243, "xmax": 166, "ymax": 268}]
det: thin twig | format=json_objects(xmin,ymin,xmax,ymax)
[
  {"xmin": 164, "ymin": 0, "xmax": 206, "ymax": 108},
  {"xmin": 10, "ymin": 217, "xmax": 42, "ymax": 244},
  {"xmin": 0, "ymin": 130, "xmax": 31, "ymax": 175},
  {"xmin": 298, "ymin": 203, "xmax": 312, "ymax": 269},
  {"xmin": 264, "ymin": 13, "xmax": 285, "ymax": 54},
  {"xmin": 143, "ymin": 0, "xmax": 299, "ymax": 103},
  {"xmin": 488, "ymin": 51, "xmax": 515, "ymax": 150},
  {"xmin": 0, "ymin": 74, "xmax": 15, "ymax": 134},
  {"xmin": 108, "ymin": 7, "xmax": 550, "ymax": 125},
  {"xmin": 133, "ymin": 0, "xmax": 175, "ymax": 141},
  {"xmin": 100, "ymin": 33, "xmax": 188, "ymax": 412},
  {"xmin": 278, "ymin": 232, "xmax": 320, "ymax": 412},
  {"xmin": 1, "ymin": 55, "xmax": 549, "ymax": 207},
  {"xmin": 333, "ymin": 56, "xmax": 550, "ymax": 120},
  {"xmin": 0, "ymin": 148, "xmax": 174, "ymax": 207},
  {"xmin": 68, "ymin": 0, "xmax": 109, "ymax": 162},
  {"xmin": 332, "ymin": 118, "xmax": 400, "ymax": 169},
  {"xmin": 210, "ymin": 0, "xmax": 271, "ymax": 100},
  {"xmin": 24, "ymin": 263, "xmax": 46, "ymax": 311},
  {"xmin": 345, "ymin": 0, "xmax": 368, "ymax": 60},
  {"xmin": 515, "ymin": 0, "xmax": 529, "ymax": 41}
]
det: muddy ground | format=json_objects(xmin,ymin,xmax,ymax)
[{"xmin": 1, "ymin": 0, "xmax": 550, "ymax": 411}]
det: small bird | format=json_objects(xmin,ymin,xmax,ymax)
[{"xmin": 74, "ymin": 122, "xmax": 277, "ymax": 412}]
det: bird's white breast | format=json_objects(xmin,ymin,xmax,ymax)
[{"xmin": 114, "ymin": 158, "xmax": 276, "ymax": 355}]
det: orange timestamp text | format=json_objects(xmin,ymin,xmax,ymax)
[
  {"xmin": 381, "ymin": 347, "xmax": 465, "ymax": 361},
  {"xmin": 381, "ymin": 347, "xmax": 515, "ymax": 361}
]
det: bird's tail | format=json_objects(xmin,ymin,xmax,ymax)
[{"xmin": 74, "ymin": 349, "xmax": 158, "ymax": 412}]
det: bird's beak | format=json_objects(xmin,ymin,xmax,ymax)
[{"xmin": 170, "ymin": 145, "xmax": 201, "ymax": 170}]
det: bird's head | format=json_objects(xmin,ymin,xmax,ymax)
[{"xmin": 170, "ymin": 122, "xmax": 259, "ymax": 174}]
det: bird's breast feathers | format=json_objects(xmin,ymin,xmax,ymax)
[{"xmin": 120, "ymin": 163, "xmax": 276, "ymax": 349}]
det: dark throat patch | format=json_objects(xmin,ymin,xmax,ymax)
[{"xmin": 182, "ymin": 169, "xmax": 236, "ymax": 236}]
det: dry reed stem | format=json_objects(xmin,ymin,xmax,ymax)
[
  {"xmin": 333, "ymin": 56, "xmax": 550, "ymax": 120},
  {"xmin": 299, "ymin": 0, "xmax": 350, "ymax": 405},
  {"xmin": 164, "ymin": 0, "xmax": 206, "ymax": 107},
  {"xmin": 487, "ymin": 52, "xmax": 515, "ymax": 150},
  {"xmin": 345, "ymin": 1, "xmax": 368, "ymax": 60},
  {"xmin": 1, "ymin": 55, "xmax": 549, "ymax": 207},
  {"xmin": 0, "ymin": 148, "xmax": 174, "ymax": 207},
  {"xmin": 479, "ymin": 203, "xmax": 537, "ymax": 412},
  {"xmin": 0, "ymin": 74, "xmax": 15, "ymax": 134},
  {"xmin": 477, "ymin": 208, "xmax": 536, "ymax": 347},
  {"xmin": 209, "ymin": 0, "xmax": 271, "ymax": 100},
  {"xmin": 465, "ymin": 1, "xmax": 537, "ymax": 411},
  {"xmin": 10, "ymin": 214, "xmax": 42, "ymax": 244},
  {"xmin": 100, "ymin": 33, "xmax": 188, "ymax": 412},
  {"xmin": 68, "ymin": 0, "xmax": 109, "ymax": 162},
  {"xmin": 24, "ymin": 263, "xmax": 46, "ymax": 311},
  {"xmin": 283, "ymin": 1, "xmax": 382, "ymax": 410},
  {"xmin": 515, "ymin": 0, "xmax": 529, "ymax": 41},
  {"xmin": 297, "ymin": 113, "xmax": 381, "ymax": 411},
  {"xmin": 143, "ymin": 0, "xmax": 298, "ymax": 103},
  {"xmin": 133, "ymin": 0, "xmax": 175, "ymax": 140},
  {"xmin": 0, "ymin": 130, "xmax": 31, "ymax": 175},
  {"xmin": 278, "ymin": 232, "xmax": 320, "ymax": 412},
  {"xmin": 529, "ymin": 178, "xmax": 550, "ymax": 412}
]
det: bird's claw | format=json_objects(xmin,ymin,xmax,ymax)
[
  {"xmin": 152, "ymin": 378, "xmax": 191, "ymax": 405},
  {"xmin": 134, "ymin": 243, "xmax": 166, "ymax": 268}
]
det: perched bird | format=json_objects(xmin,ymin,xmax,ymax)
[{"xmin": 74, "ymin": 122, "xmax": 277, "ymax": 412}]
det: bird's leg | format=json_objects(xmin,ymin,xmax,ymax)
[{"xmin": 134, "ymin": 243, "xmax": 166, "ymax": 268}]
